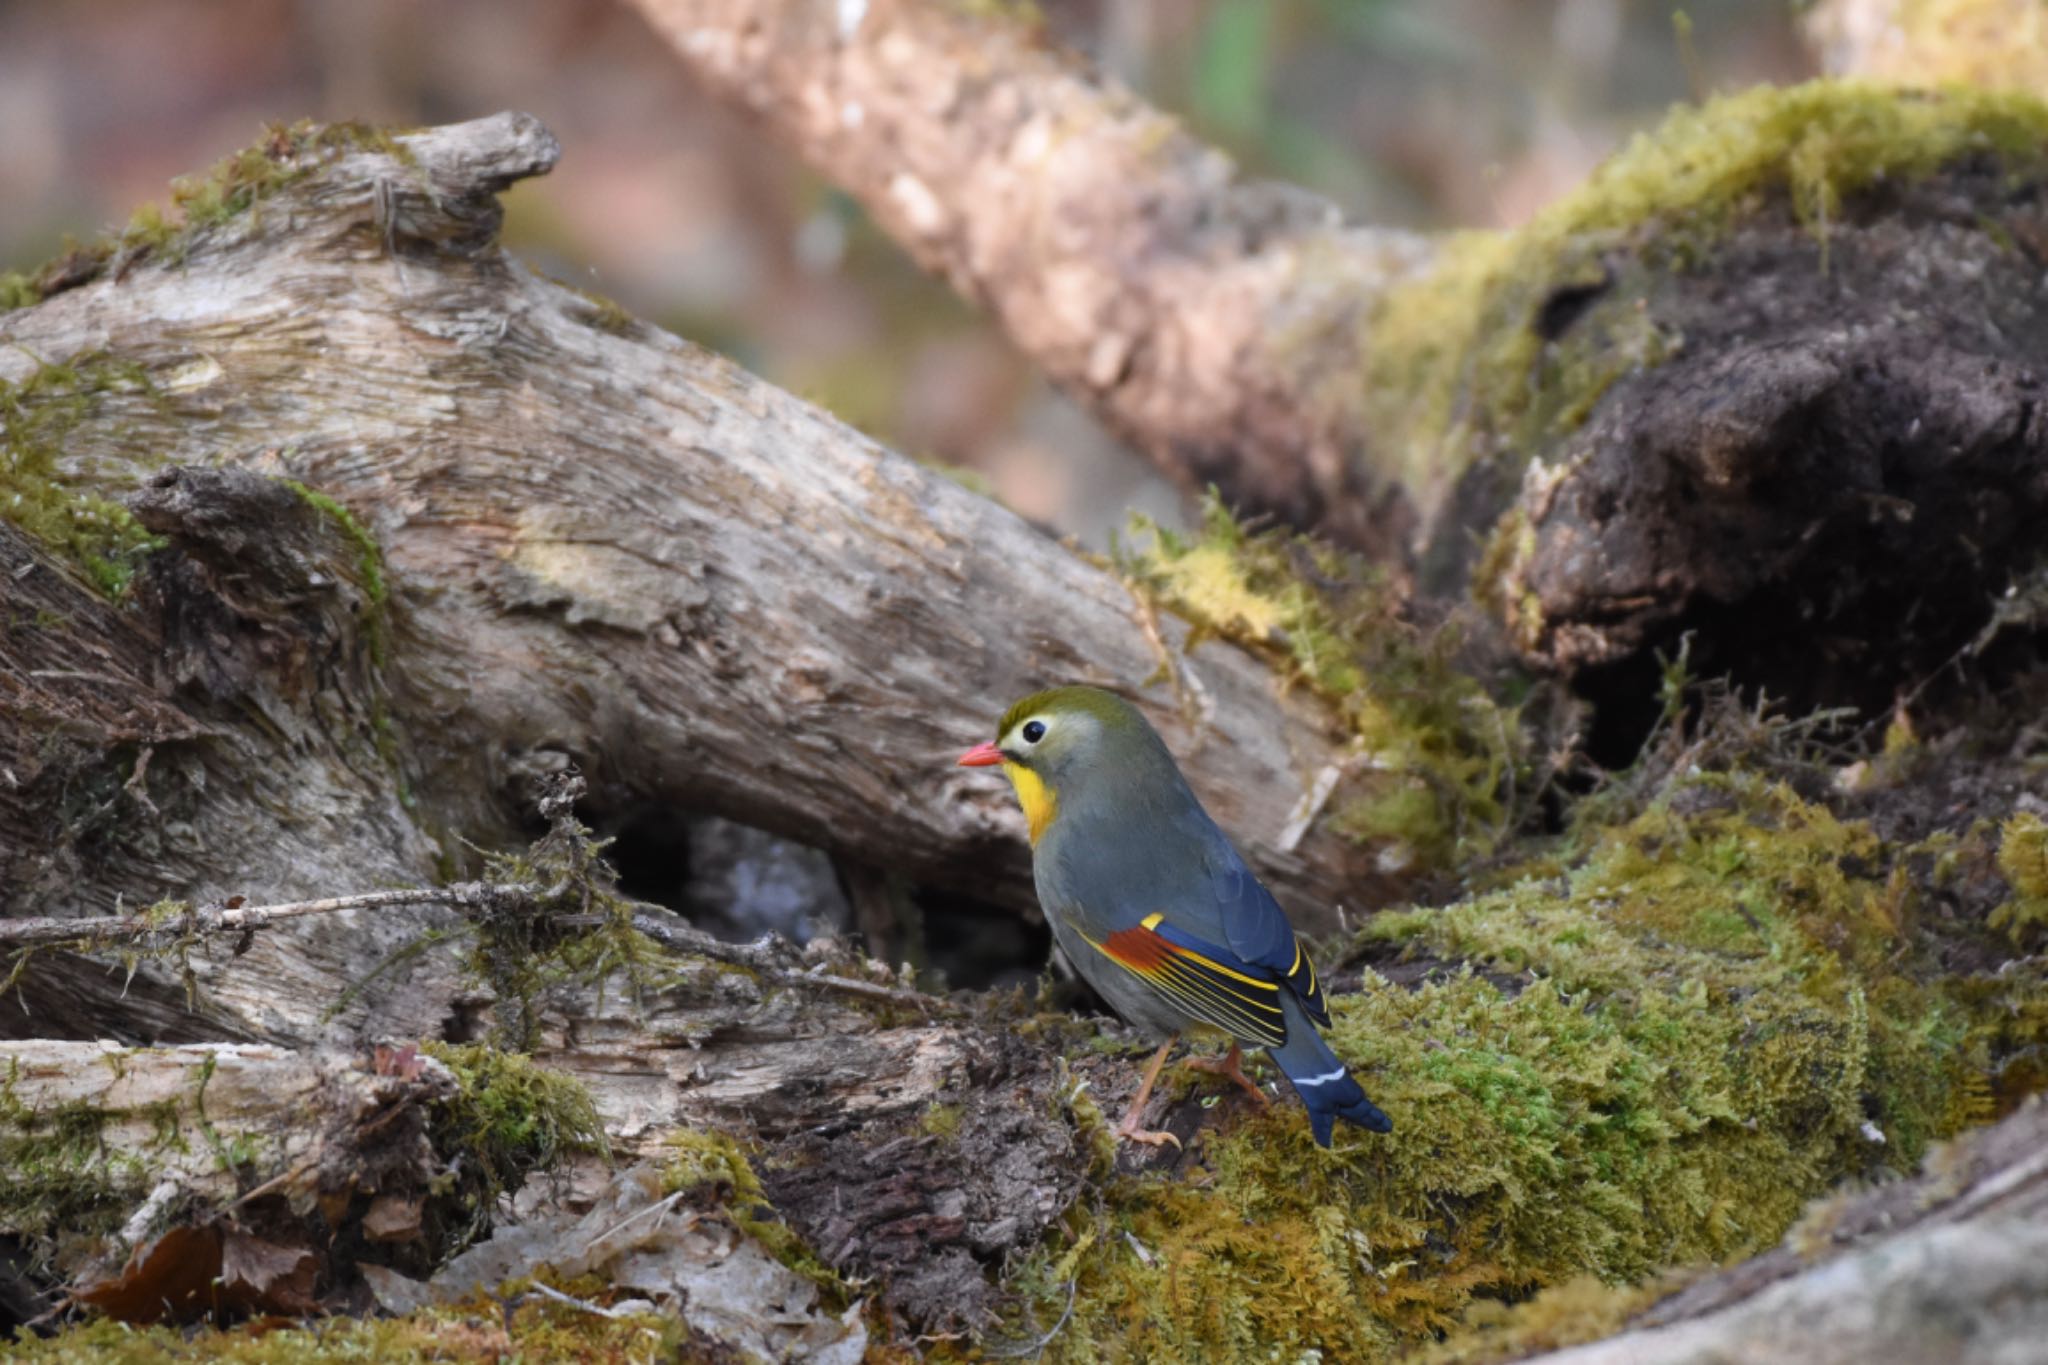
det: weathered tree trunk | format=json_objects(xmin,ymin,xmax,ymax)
[
  {"xmin": 626, "ymin": 0, "xmax": 1428, "ymax": 557},
  {"xmin": 0, "ymin": 112, "xmax": 1407, "ymax": 1050}
]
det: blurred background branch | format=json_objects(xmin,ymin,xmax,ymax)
[{"xmin": 0, "ymin": 0, "xmax": 1807, "ymax": 552}]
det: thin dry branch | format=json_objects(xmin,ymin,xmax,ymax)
[
  {"xmin": 0, "ymin": 886, "xmax": 515, "ymax": 950},
  {"xmin": 0, "ymin": 881, "xmax": 957, "ymax": 1016}
]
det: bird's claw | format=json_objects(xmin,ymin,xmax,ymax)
[{"xmin": 1114, "ymin": 1123, "xmax": 1183, "ymax": 1150}]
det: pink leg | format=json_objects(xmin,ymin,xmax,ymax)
[{"xmin": 1113, "ymin": 1036, "xmax": 1183, "ymax": 1149}]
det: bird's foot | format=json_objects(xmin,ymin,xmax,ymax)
[
  {"xmin": 1113, "ymin": 1115, "xmax": 1183, "ymax": 1150},
  {"xmin": 1184, "ymin": 1043, "xmax": 1270, "ymax": 1110}
]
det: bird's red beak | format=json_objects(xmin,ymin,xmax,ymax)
[{"xmin": 957, "ymin": 742, "xmax": 1004, "ymax": 768}]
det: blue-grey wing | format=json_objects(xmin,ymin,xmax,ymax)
[{"xmin": 1206, "ymin": 838, "xmax": 1331, "ymax": 1026}]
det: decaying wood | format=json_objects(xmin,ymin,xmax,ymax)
[
  {"xmin": 0, "ymin": 1038, "xmax": 453, "ymax": 1206},
  {"xmin": 0, "ymin": 975, "xmax": 1084, "ymax": 1333},
  {"xmin": 1474, "ymin": 173, "xmax": 2048, "ymax": 714},
  {"xmin": 626, "ymin": 0, "xmax": 1431, "ymax": 557},
  {"xmin": 1, "ymin": 499, "xmax": 459, "ymax": 1047},
  {"xmin": 0, "ymin": 1040, "xmax": 455, "ymax": 1265}
]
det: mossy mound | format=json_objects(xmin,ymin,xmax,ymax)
[
  {"xmin": 1006, "ymin": 773, "xmax": 2041, "ymax": 1361},
  {"xmin": 1363, "ymin": 80, "xmax": 2048, "ymax": 522}
]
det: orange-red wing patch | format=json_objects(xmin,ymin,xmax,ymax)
[
  {"xmin": 1089, "ymin": 917, "xmax": 1287, "ymax": 1046},
  {"xmin": 1102, "ymin": 924, "xmax": 1175, "ymax": 972}
]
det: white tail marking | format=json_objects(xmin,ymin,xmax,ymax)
[{"xmin": 1294, "ymin": 1066, "xmax": 1348, "ymax": 1087}]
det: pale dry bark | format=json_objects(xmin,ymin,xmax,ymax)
[
  {"xmin": 625, "ymin": 0, "xmax": 1432, "ymax": 557},
  {"xmin": 0, "ymin": 1040, "xmax": 456, "ymax": 1254}
]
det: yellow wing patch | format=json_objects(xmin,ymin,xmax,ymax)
[{"xmin": 1284, "ymin": 936, "xmax": 1330, "ymax": 1025}]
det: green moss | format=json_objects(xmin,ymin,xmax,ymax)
[
  {"xmin": 575, "ymin": 288, "xmax": 636, "ymax": 336},
  {"xmin": 0, "ymin": 1095, "xmax": 133, "ymax": 1270},
  {"xmin": 1058, "ymin": 1060, "xmax": 1119, "ymax": 1180},
  {"xmin": 8, "ymin": 1291, "xmax": 686, "ymax": 1362},
  {"xmin": 919, "ymin": 1102, "xmax": 965, "ymax": 1140},
  {"xmin": 1365, "ymin": 81, "xmax": 2048, "ymax": 510},
  {"xmin": 420, "ymin": 1042, "xmax": 607, "ymax": 1215},
  {"xmin": 1010, "ymin": 773, "xmax": 2035, "ymax": 1361},
  {"xmin": 281, "ymin": 479, "xmax": 392, "ymax": 698},
  {"xmin": 0, "ymin": 271, "xmax": 38, "ymax": 310},
  {"xmin": 0, "ymin": 1056, "xmax": 201, "ymax": 1271},
  {"xmin": 125, "ymin": 120, "xmax": 417, "ymax": 267},
  {"xmin": 1470, "ymin": 507, "xmax": 1545, "ymax": 647},
  {"xmin": 1118, "ymin": 494, "xmax": 1526, "ymax": 871},
  {"xmin": 1992, "ymin": 813, "xmax": 2048, "ymax": 941},
  {"xmin": 1, "ymin": 355, "xmax": 164, "ymax": 596},
  {"xmin": 662, "ymin": 1128, "xmax": 847, "ymax": 1296},
  {"xmin": 1420, "ymin": 1273, "xmax": 1682, "ymax": 1364},
  {"xmin": 282, "ymin": 481, "xmax": 386, "ymax": 608}
]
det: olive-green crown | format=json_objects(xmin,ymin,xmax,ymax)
[{"xmin": 995, "ymin": 685, "xmax": 1143, "ymax": 739}]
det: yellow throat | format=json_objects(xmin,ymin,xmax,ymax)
[{"xmin": 1001, "ymin": 761, "xmax": 1058, "ymax": 845}]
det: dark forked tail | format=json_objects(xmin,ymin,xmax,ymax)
[{"xmin": 1268, "ymin": 995, "xmax": 1392, "ymax": 1147}]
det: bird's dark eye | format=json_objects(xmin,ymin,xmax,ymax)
[{"xmin": 1022, "ymin": 720, "xmax": 1046, "ymax": 744}]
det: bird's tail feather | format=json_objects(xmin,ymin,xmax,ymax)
[{"xmin": 1268, "ymin": 999, "xmax": 1391, "ymax": 1147}]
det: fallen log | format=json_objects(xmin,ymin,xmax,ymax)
[
  {"xmin": 0, "ymin": 111, "xmax": 1432, "ymax": 1049},
  {"xmin": 1515, "ymin": 1098, "xmax": 2048, "ymax": 1365}
]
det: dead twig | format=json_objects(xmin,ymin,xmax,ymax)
[
  {"xmin": 0, "ymin": 883, "xmax": 530, "ymax": 949},
  {"xmin": 0, "ymin": 883, "xmax": 961, "ymax": 1016},
  {"xmin": 622, "ymin": 911, "xmax": 961, "ymax": 1017}
]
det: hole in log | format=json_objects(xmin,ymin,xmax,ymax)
[
  {"xmin": 1534, "ymin": 273, "xmax": 1612, "ymax": 341},
  {"xmin": 917, "ymin": 886, "xmax": 1050, "ymax": 993},
  {"xmin": 587, "ymin": 800, "xmax": 1056, "ymax": 991}
]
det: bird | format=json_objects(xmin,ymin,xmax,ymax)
[{"xmin": 958, "ymin": 684, "xmax": 1391, "ymax": 1149}]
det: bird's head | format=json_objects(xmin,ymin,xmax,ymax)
[{"xmin": 958, "ymin": 685, "xmax": 1167, "ymax": 845}]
